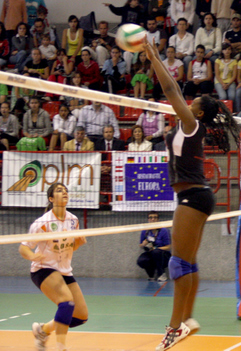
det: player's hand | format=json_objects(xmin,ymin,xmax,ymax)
[
  {"xmin": 75, "ymin": 236, "xmax": 87, "ymax": 247},
  {"xmin": 31, "ymin": 252, "xmax": 46, "ymax": 262},
  {"xmin": 143, "ymin": 36, "xmax": 157, "ymax": 62}
]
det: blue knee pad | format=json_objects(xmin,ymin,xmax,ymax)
[
  {"xmin": 168, "ymin": 256, "xmax": 192, "ymax": 280},
  {"xmin": 192, "ymin": 263, "xmax": 198, "ymax": 273},
  {"xmin": 69, "ymin": 317, "xmax": 88, "ymax": 328},
  {"xmin": 55, "ymin": 301, "xmax": 75, "ymax": 326}
]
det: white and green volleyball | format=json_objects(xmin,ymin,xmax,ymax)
[{"xmin": 116, "ymin": 24, "xmax": 147, "ymax": 53}]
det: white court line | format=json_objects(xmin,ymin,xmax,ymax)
[
  {"xmin": 0, "ymin": 313, "xmax": 31, "ymax": 322},
  {"xmin": 224, "ymin": 342, "xmax": 241, "ymax": 351}
]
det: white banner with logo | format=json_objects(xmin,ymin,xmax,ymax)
[
  {"xmin": 2, "ymin": 152, "xmax": 101, "ymax": 208},
  {"xmin": 112, "ymin": 151, "xmax": 177, "ymax": 211}
]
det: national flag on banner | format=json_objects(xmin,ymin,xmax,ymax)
[
  {"xmin": 161, "ymin": 156, "xmax": 167, "ymax": 162},
  {"xmin": 115, "ymin": 166, "xmax": 123, "ymax": 172},
  {"xmin": 115, "ymin": 176, "xmax": 124, "ymax": 182},
  {"xmin": 127, "ymin": 157, "xmax": 135, "ymax": 163},
  {"xmin": 116, "ymin": 195, "xmax": 123, "ymax": 201}
]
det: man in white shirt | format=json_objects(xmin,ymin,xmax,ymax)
[
  {"xmin": 169, "ymin": 17, "xmax": 194, "ymax": 73},
  {"xmin": 146, "ymin": 17, "xmax": 168, "ymax": 60},
  {"xmin": 77, "ymin": 101, "xmax": 120, "ymax": 143}
]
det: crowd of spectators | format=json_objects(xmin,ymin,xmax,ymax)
[{"xmin": 0, "ymin": 0, "xmax": 240, "ymax": 152}]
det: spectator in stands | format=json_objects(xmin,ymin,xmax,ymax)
[
  {"xmin": 184, "ymin": 44, "xmax": 213, "ymax": 100},
  {"xmin": 39, "ymin": 34, "xmax": 57, "ymax": 70},
  {"xmin": 30, "ymin": 18, "xmax": 56, "ymax": 48},
  {"xmin": 103, "ymin": 0, "xmax": 144, "ymax": 27},
  {"xmin": 64, "ymin": 71, "xmax": 89, "ymax": 112},
  {"xmin": 25, "ymin": 0, "xmax": 46, "ymax": 27},
  {"xmin": 10, "ymin": 72, "xmax": 35, "ymax": 124},
  {"xmin": 9, "ymin": 22, "xmax": 30, "ymax": 73},
  {"xmin": 22, "ymin": 96, "xmax": 52, "ymax": 141},
  {"xmin": 63, "ymin": 126, "xmax": 94, "ymax": 151},
  {"xmin": 128, "ymin": 125, "xmax": 152, "ymax": 151},
  {"xmin": 77, "ymin": 49, "xmax": 101, "ymax": 91},
  {"xmin": 0, "ymin": 101, "xmax": 19, "ymax": 150},
  {"xmin": 137, "ymin": 211, "xmax": 171, "ymax": 281},
  {"xmin": 61, "ymin": 15, "xmax": 84, "ymax": 67},
  {"xmin": 102, "ymin": 46, "xmax": 126, "ymax": 94},
  {"xmin": 211, "ymin": 0, "xmax": 233, "ymax": 35},
  {"xmin": 83, "ymin": 21, "xmax": 115, "ymax": 69},
  {"xmin": 195, "ymin": 12, "xmax": 222, "ymax": 68},
  {"xmin": 44, "ymin": 48, "xmax": 74, "ymax": 101},
  {"xmin": 214, "ymin": 42, "xmax": 237, "ymax": 103},
  {"xmin": 131, "ymin": 51, "xmax": 154, "ymax": 99},
  {"xmin": 48, "ymin": 103, "xmax": 77, "ymax": 151},
  {"xmin": 235, "ymin": 59, "xmax": 241, "ymax": 112},
  {"xmin": 164, "ymin": 0, "xmax": 176, "ymax": 39},
  {"xmin": 0, "ymin": 22, "xmax": 10, "ymax": 68},
  {"xmin": 155, "ymin": 125, "xmax": 172, "ymax": 151},
  {"xmin": 231, "ymin": 0, "xmax": 241, "ymax": 15},
  {"xmin": 168, "ymin": 17, "xmax": 194, "ymax": 74},
  {"xmin": 95, "ymin": 124, "xmax": 125, "ymax": 196},
  {"xmin": 77, "ymin": 101, "xmax": 120, "ymax": 143},
  {"xmin": 23, "ymin": 47, "xmax": 49, "ymax": 79},
  {"xmin": 95, "ymin": 124, "xmax": 125, "ymax": 153},
  {"xmin": 0, "ymin": 0, "xmax": 27, "ymax": 46},
  {"xmin": 153, "ymin": 45, "xmax": 184, "ymax": 100},
  {"xmin": 195, "ymin": 0, "xmax": 212, "ymax": 26},
  {"xmin": 148, "ymin": 0, "xmax": 169, "ymax": 27},
  {"xmin": 0, "ymin": 83, "xmax": 8, "ymax": 104},
  {"xmin": 36, "ymin": 5, "xmax": 50, "ymax": 34},
  {"xmin": 146, "ymin": 17, "xmax": 167, "ymax": 61},
  {"xmin": 170, "ymin": 0, "xmax": 195, "ymax": 33},
  {"xmin": 136, "ymin": 98, "xmax": 165, "ymax": 148},
  {"xmin": 224, "ymin": 13, "xmax": 241, "ymax": 59}
]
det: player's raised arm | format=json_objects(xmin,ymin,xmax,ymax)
[{"xmin": 144, "ymin": 39, "xmax": 196, "ymax": 134}]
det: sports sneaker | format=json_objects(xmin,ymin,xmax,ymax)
[
  {"xmin": 184, "ymin": 318, "xmax": 200, "ymax": 335},
  {"xmin": 156, "ymin": 322, "xmax": 190, "ymax": 350},
  {"xmin": 32, "ymin": 322, "xmax": 49, "ymax": 351},
  {"xmin": 158, "ymin": 273, "xmax": 168, "ymax": 282}
]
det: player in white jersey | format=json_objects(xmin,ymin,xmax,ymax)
[{"xmin": 19, "ymin": 183, "xmax": 88, "ymax": 351}]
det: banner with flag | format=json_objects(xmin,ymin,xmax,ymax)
[{"xmin": 112, "ymin": 151, "xmax": 176, "ymax": 211}]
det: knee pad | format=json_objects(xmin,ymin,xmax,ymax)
[
  {"xmin": 168, "ymin": 256, "xmax": 192, "ymax": 280},
  {"xmin": 69, "ymin": 317, "xmax": 88, "ymax": 328},
  {"xmin": 55, "ymin": 301, "xmax": 75, "ymax": 326},
  {"xmin": 191, "ymin": 263, "xmax": 198, "ymax": 273}
]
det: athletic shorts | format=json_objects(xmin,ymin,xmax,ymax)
[
  {"xmin": 177, "ymin": 186, "xmax": 215, "ymax": 216},
  {"xmin": 31, "ymin": 268, "xmax": 76, "ymax": 290}
]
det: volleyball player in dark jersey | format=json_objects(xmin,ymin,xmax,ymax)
[{"xmin": 144, "ymin": 38, "xmax": 240, "ymax": 351}]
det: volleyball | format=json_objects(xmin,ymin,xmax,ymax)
[{"xmin": 116, "ymin": 24, "xmax": 147, "ymax": 53}]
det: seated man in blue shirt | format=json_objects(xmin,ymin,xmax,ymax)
[{"xmin": 137, "ymin": 211, "xmax": 171, "ymax": 282}]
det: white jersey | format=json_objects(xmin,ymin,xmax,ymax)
[{"xmin": 21, "ymin": 210, "xmax": 79, "ymax": 275}]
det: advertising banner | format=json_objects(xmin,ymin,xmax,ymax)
[
  {"xmin": 112, "ymin": 151, "xmax": 176, "ymax": 211},
  {"xmin": 2, "ymin": 152, "xmax": 101, "ymax": 208}
]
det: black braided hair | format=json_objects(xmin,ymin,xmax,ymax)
[{"xmin": 200, "ymin": 96, "xmax": 240, "ymax": 153}]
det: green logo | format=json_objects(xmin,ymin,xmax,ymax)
[{"xmin": 51, "ymin": 223, "xmax": 58, "ymax": 231}]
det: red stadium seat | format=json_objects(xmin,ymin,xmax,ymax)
[
  {"xmin": 123, "ymin": 106, "xmax": 143, "ymax": 121},
  {"xmin": 120, "ymin": 128, "xmax": 132, "ymax": 143},
  {"xmin": 42, "ymin": 101, "xmax": 61, "ymax": 120},
  {"xmin": 102, "ymin": 103, "xmax": 120, "ymax": 119}
]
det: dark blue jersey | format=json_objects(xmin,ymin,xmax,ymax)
[{"xmin": 166, "ymin": 120, "xmax": 207, "ymax": 186}]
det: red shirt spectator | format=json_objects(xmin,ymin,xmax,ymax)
[{"xmin": 77, "ymin": 49, "xmax": 101, "ymax": 90}]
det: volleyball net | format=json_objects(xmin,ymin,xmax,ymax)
[{"xmin": 0, "ymin": 70, "xmax": 240, "ymax": 238}]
